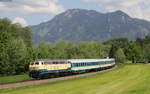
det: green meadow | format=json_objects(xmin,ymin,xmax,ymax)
[
  {"xmin": 0, "ymin": 74, "xmax": 32, "ymax": 84},
  {"xmin": 0, "ymin": 64, "xmax": 150, "ymax": 94}
]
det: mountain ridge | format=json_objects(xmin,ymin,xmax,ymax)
[{"xmin": 30, "ymin": 9, "xmax": 150, "ymax": 43}]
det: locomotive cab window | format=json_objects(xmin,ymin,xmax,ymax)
[
  {"xmin": 35, "ymin": 62, "xmax": 39, "ymax": 65},
  {"xmin": 41, "ymin": 62, "xmax": 44, "ymax": 65},
  {"xmin": 30, "ymin": 62, "xmax": 34, "ymax": 65}
]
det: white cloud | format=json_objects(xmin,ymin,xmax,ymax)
[
  {"xmin": 13, "ymin": 17, "xmax": 28, "ymax": 27},
  {"xmin": 0, "ymin": 2, "xmax": 5, "ymax": 7},
  {"xmin": 82, "ymin": 0, "xmax": 150, "ymax": 21},
  {"xmin": 0, "ymin": 0, "xmax": 64, "ymax": 15}
]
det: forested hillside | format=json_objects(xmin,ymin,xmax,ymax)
[{"xmin": 0, "ymin": 18, "xmax": 150, "ymax": 76}]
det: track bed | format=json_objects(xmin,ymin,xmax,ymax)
[{"xmin": 0, "ymin": 66, "xmax": 116, "ymax": 89}]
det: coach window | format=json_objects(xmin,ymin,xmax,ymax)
[
  {"xmin": 71, "ymin": 64, "xmax": 73, "ymax": 67},
  {"xmin": 76, "ymin": 63, "xmax": 78, "ymax": 67},
  {"xmin": 75, "ymin": 63, "xmax": 77, "ymax": 67},
  {"xmin": 79, "ymin": 63, "xmax": 81, "ymax": 67},
  {"xmin": 94, "ymin": 62, "xmax": 95, "ymax": 65},
  {"xmin": 74, "ymin": 63, "xmax": 76, "ymax": 67}
]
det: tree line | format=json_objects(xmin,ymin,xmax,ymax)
[{"xmin": 0, "ymin": 18, "xmax": 150, "ymax": 76}]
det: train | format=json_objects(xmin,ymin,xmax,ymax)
[{"xmin": 29, "ymin": 58, "xmax": 115, "ymax": 79}]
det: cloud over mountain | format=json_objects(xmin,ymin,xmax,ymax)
[
  {"xmin": 13, "ymin": 17, "xmax": 28, "ymax": 27},
  {"xmin": 82, "ymin": 0, "xmax": 150, "ymax": 21},
  {"xmin": 0, "ymin": 0, "xmax": 64, "ymax": 15}
]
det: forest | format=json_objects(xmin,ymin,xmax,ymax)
[{"xmin": 0, "ymin": 18, "xmax": 150, "ymax": 76}]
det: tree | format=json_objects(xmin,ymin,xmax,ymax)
[
  {"xmin": 136, "ymin": 36, "xmax": 150, "ymax": 62},
  {"xmin": 53, "ymin": 41, "xmax": 71, "ymax": 59},
  {"xmin": 104, "ymin": 38, "xmax": 129, "ymax": 49},
  {"xmin": 114, "ymin": 48, "xmax": 126, "ymax": 63},
  {"xmin": 108, "ymin": 44, "xmax": 118, "ymax": 58},
  {"xmin": 37, "ymin": 41, "xmax": 54, "ymax": 59},
  {"xmin": 143, "ymin": 44, "xmax": 150, "ymax": 63},
  {"xmin": 0, "ymin": 32, "xmax": 12, "ymax": 75},
  {"xmin": 8, "ymin": 38, "xmax": 27, "ymax": 74},
  {"xmin": 0, "ymin": 18, "xmax": 33, "ymax": 75},
  {"xmin": 106, "ymin": 38, "xmax": 130, "ymax": 58},
  {"xmin": 126, "ymin": 42, "xmax": 142, "ymax": 63}
]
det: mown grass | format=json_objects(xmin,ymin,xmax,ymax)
[
  {"xmin": 0, "ymin": 64, "xmax": 150, "ymax": 94},
  {"xmin": 0, "ymin": 74, "xmax": 32, "ymax": 84}
]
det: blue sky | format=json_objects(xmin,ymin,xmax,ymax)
[{"xmin": 0, "ymin": 0, "xmax": 150, "ymax": 26}]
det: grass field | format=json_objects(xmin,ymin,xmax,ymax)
[
  {"xmin": 0, "ymin": 74, "xmax": 32, "ymax": 84},
  {"xmin": 0, "ymin": 64, "xmax": 150, "ymax": 94}
]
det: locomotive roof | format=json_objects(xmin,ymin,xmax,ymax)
[
  {"xmin": 36, "ymin": 59, "xmax": 67, "ymax": 62},
  {"xmin": 35, "ymin": 58, "xmax": 115, "ymax": 63}
]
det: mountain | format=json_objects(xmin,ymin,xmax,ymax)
[{"xmin": 30, "ymin": 9, "xmax": 150, "ymax": 43}]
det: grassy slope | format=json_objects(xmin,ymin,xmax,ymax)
[
  {"xmin": 0, "ymin": 64, "xmax": 150, "ymax": 94},
  {"xmin": 0, "ymin": 74, "xmax": 32, "ymax": 84}
]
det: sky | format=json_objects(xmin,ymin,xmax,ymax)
[{"xmin": 0, "ymin": 0, "xmax": 150, "ymax": 27}]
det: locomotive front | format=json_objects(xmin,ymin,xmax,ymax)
[
  {"xmin": 29, "ymin": 61, "xmax": 45, "ymax": 78},
  {"xmin": 29, "ymin": 59, "xmax": 71, "ymax": 79}
]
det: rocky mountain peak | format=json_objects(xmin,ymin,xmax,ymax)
[{"xmin": 30, "ymin": 9, "xmax": 150, "ymax": 44}]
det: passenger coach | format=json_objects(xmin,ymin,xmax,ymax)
[{"xmin": 29, "ymin": 58, "xmax": 115, "ymax": 79}]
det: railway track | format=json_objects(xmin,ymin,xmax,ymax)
[{"xmin": 0, "ymin": 66, "xmax": 116, "ymax": 89}]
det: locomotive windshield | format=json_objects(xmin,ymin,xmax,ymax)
[
  {"xmin": 35, "ymin": 62, "xmax": 39, "ymax": 65},
  {"xmin": 30, "ymin": 62, "xmax": 39, "ymax": 65},
  {"xmin": 30, "ymin": 62, "xmax": 34, "ymax": 65}
]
